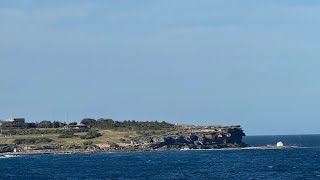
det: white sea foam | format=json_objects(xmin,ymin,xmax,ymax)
[{"xmin": 0, "ymin": 155, "xmax": 20, "ymax": 159}]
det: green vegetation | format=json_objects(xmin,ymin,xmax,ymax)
[
  {"xmin": 0, "ymin": 118, "xmax": 174, "ymax": 135},
  {"xmin": 58, "ymin": 131, "xmax": 74, "ymax": 138},
  {"xmin": 81, "ymin": 118, "xmax": 175, "ymax": 131},
  {"xmin": 83, "ymin": 141, "xmax": 93, "ymax": 146},
  {"xmin": 0, "ymin": 120, "xmax": 66, "ymax": 129},
  {"xmin": 13, "ymin": 137, "xmax": 53, "ymax": 145},
  {"xmin": 0, "ymin": 118, "xmax": 175, "ymax": 147},
  {"xmin": 80, "ymin": 130, "xmax": 102, "ymax": 139},
  {"xmin": 0, "ymin": 130, "xmax": 140, "ymax": 145},
  {"xmin": 0, "ymin": 128, "xmax": 88, "ymax": 136}
]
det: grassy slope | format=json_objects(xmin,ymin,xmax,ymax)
[{"xmin": 0, "ymin": 129, "xmax": 140, "ymax": 145}]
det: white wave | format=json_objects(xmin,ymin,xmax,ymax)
[{"xmin": 0, "ymin": 155, "xmax": 20, "ymax": 158}]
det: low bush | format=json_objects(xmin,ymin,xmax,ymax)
[
  {"xmin": 58, "ymin": 131, "xmax": 74, "ymax": 138},
  {"xmin": 14, "ymin": 137, "xmax": 54, "ymax": 145},
  {"xmin": 80, "ymin": 130, "xmax": 102, "ymax": 139},
  {"xmin": 83, "ymin": 141, "xmax": 93, "ymax": 146},
  {"xmin": 58, "ymin": 134, "xmax": 74, "ymax": 138}
]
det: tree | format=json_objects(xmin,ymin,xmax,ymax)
[
  {"xmin": 53, "ymin": 121, "xmax": 65, "ymax": 128},
  {"xmin": 37, "ymin": 120, "xmax": 52, "ymax": 128},
  {"xmin": 69, "ymin": 122, "xmax": 77, "ymax": 125},
  {"xmin": 26, "ymin": 123, "xmax": 37, "ymax": 128},
  {"xmin": 80, "ymin": 130, "xmax": 102, "ymax": 139},
  {"xmin": 80, "ymin": 118, "xmax": 96, "ymax": 126}
]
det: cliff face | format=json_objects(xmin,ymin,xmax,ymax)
[{"xmin": 135, "ymin": 125, "xmax": 247, "ymax": 150}]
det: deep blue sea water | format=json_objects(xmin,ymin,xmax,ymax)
[{"xmin": 1, "ymin": 135, "xmax": 320, "ymax": 179}]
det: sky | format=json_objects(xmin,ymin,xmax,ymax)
[{"xmin": 1, "ymin": 0, "xmax": 320, "ymax": 135}]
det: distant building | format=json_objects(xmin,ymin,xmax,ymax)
[
  {"xmin": 6, "ymin": 118, "xmax": 25, "ymax": 126},
  {"xmin": 7, "ymin": 118, "xmax": 25, "ymax": 123}
]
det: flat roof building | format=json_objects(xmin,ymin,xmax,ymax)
[{"xmin": 6, "ymin": 118, "xmax": 25, "ymax": 123}]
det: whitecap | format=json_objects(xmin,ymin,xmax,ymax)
[{"xmin": 0, "ymin": 155, "xmax": 20, "ymax": 158}]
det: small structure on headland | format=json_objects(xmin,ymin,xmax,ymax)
[
  {"xmin": 1, "ymin": 118, "xmax": 26, "ymax": 127},
  {"xmin": 6, "ymin": 118, "xmax": 25, "ymax": 123}
]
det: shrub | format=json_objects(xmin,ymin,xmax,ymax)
[
  {"xmin": 14, "ymin": 137, "xmax": 54, "ymax": 145},
  {"xmin": 58, "ymin": 134, "xmax": 74, "ymax": 138},
  {"xmin": 83, "ymin": 141, "xmax": 93, "ymax": 146},
  {"xmin": 58, "ymin": 131, "xmax": 74, "ymax": 138},
  {"xmin": 80, "ymin": 130, "xmax": 102, "ymax": 139}
]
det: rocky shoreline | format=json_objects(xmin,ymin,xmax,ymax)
[{"xmin": 0, "ymin": 146, "xmax": 292, "ymax": 157}]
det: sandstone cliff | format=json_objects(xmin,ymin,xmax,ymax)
[{"xmin": 134, "ymin": 125, "xmax": 247, "ymax": 150}]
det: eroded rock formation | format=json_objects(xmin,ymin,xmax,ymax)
[{"xmin": 134, "ymin": 125, "xmax": 247, "ymax": 150}]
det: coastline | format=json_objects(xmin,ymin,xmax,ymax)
[{"xmin": 0, "ymin": 145, "xmax": 292, "ymax": 157}]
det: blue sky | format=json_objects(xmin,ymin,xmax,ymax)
[{"xmin": 1, "ymin": 0, "xmax": 320, "ymax": 135}]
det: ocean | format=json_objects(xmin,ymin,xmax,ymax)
[{"xmin": 1, "ymin": 134, "xmax": 320, "ymax": 179}]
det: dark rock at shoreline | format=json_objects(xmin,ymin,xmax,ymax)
[
  {"xmin": 134, "ymin": 125, "xmax": 247, "ymax": 150},
  {"xmin": 0, "ymin": 144, "xmax": 14, "ymax": 153}
]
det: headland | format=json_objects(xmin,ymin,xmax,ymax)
[{"xmin": 0, "ymin": 118, "xmax": 247, "ymax": 155}]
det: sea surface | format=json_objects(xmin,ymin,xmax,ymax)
[{"xmin": 1, "ymin": 134, "xmax": 320, "ymax": 179}]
